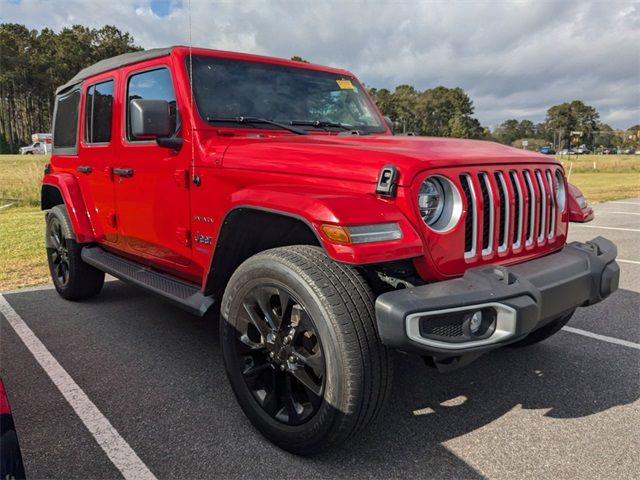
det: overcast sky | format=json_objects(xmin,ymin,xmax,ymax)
[{"xmin": 2, "ymin": 0, "xmax": 638, "ymax": 129}]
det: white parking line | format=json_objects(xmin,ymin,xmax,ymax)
[
  {"xmin": 598, "ymin": 211, "xmax": 640, "ymax": 216},
  {"xmin": 571, "ymin": 224, "xmax": 640, "ymax": 233},
  {"xmin": 608, "ymin": 201, "xmax": 640, "ymax": 205},
  {"xmin": 563, "ymin": 326, "xmax": 640, "ymax": 351},
  {"xmin": 0, "ymin": 294, "xmax": 157, "ymax": 480},
  {"xmin": 618, "ymin": 259, "xmax": 640, "ymax": 265}
]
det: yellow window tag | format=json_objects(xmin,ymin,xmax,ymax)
[{"xmin": 336, "ymin": 79, "xmax": 354, "ymax": 90}]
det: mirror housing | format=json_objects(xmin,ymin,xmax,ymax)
[
  {"xmin": 383, "ymin": 115, "xmax": 394, "ymax": 132},
  {"xmin": 130, "ymin": 99, "xmax": 172, "ymax": 138}
]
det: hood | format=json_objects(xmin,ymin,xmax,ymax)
[{"xmin": 218, "ymin": 134, "xmax": 561, "ymax": 186}]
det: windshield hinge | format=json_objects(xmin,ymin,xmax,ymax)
[{"xmin": 376, "ymin": 165, "xmax": 399, "ymax": 197}]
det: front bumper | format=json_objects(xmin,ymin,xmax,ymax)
[{"xmin": 375, "ymin": 236, "xmax": 619, "ymax": 359}]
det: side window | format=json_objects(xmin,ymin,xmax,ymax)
[
  {"xmin": 85, "ymin": 80, "xmax": 114, "ymax": 144},
  {"xmin": 126, "ymin": 68, "xmax": 177, "ymax": 141},
  {"xmin": 53, "ymin": 89, "xmax": 80, "ymax": 153}
]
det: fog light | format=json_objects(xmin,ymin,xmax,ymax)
[
  {"xmin": 469, "ymin": 311, "xmax": 483, "ymax": 334},
  {"xmin": 464, "ymin": 307, "xmax": 497, "ymax": 338}
]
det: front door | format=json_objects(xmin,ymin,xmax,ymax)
[{"xmin": 115, "ymin": 65, "xmax": 191, "ymax": 266}]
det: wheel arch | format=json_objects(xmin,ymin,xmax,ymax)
[
  {"xmin": 203, "ymin": 207, "xmax": 320, "ymax": 297},
  {"xmin": 41, "ymin": 173, "xmax": 95, "ymax": 243}
]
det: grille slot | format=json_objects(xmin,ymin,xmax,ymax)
[
  {"xmin": 495, "ymin": 172, "xmax": 509, "ymax": 252},
  {"xmin": 461, "ymin": 167, "xmax": 562, "ymax": 261},
  {"xmin": 479, "ymin": 173, "xmax": 493, "ymax": 255},
  {"xmin": 535, "ymin": 170, "xmax": 546, "ymax": 243},
  {"xmin": 546, "ymin": 170, "xmax": 556, "ymax": 239},
  {"xmin": 509, "ymin": 171, "xmax": 523, "ymax": 248},
  {"xmin": 460, "ymin": 174, "xmax": 476, "ymax": 258},
  {"xmin": 523, "ymin": 170, "xmax": 536, "ymax": 246}
]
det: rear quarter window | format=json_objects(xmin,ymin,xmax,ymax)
[{"xmin": 53, "ymin": 89, "xmax": 81, "ymax": 154}]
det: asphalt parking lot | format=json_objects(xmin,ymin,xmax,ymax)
[{"xmin": 1, "ymin": 199, "xmax": 639, "ymax": 479}]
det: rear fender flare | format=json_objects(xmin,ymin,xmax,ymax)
[{"xmin": 41, "ymin": 173, "xmax": 95, "ymax": 243}]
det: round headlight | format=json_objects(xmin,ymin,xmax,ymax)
[
  {"xmin": 418, "ymin": 178, "xmax": 445, "ymax": 226},
  {"xmin": 417, "ymin": 176, "xmax": 463, "ymax": 232},
  {"xmin": 554, "ymin": 170, "xmax": 566, "ymax": 212}
]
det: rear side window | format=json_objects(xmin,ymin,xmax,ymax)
[
  {"xmin": 53, "ymin": 89, "xmax": 80, "ymax": 153},
  {"xmin": 126, "ymin": 68, "xmax": 177, "ymax": 141},
  {"xmin": 85, "ymin": 80, "xmax": 114, "ymax": 144}
]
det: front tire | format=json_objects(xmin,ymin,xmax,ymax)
[
  {"xmin": 220, "ymin": 245, "xmax": 392, "ymax": 455},
  {"xmin": 46, "ymin": 205, "xmax": 105, "ymax": 300}
]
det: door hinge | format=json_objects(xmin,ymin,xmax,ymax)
[
  {"xmin": 176, "ymin": 227, "xmax": 190, "ymax": 247},
  {"xmin": 174, "ymin": 169, "xmax": 190, "ymax": 188}
]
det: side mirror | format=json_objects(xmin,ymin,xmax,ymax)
[
  {"xmin": 130, "ymin": 99, "xmax": 172, "ymax": 138},
  {"xmin": 383, "ymin": 116, "xmax": 394, "ymax": 132}
]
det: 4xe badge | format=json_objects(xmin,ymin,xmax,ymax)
[{"xmin": 194, "ymin": 233, "xmax": 212, "ymax": 245}]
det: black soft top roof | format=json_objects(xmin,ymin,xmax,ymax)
[{"xmin": 56, "ymin": 46, "xmax": 180, "ymax": 95}]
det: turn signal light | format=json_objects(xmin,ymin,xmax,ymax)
[
  {"xmin": 321, "ymin": 222, "xmax": 403, "ymax": 244},
  {"xmin": 321, "ymin": 224, "xmax": 352, "ymax": 244}
]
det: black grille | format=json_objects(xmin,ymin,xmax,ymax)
[
  {"xmin": 479, "ymin": 174, "xmax": 491, "ymax": 251},
  {"xmin": 460, "ymin": 175, "xmax": 474, "ymax": 253},
  {"xmin": 420, "ymin": 316, "xmax": 464, "ymax": 338},
  {"xmin": 461, "ymin": 167, "xmax": 560, "ymax": 260}
]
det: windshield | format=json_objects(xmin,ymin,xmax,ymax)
[{"xmin": 189, "ymin": 56, "xmax": 385, "ymax": 133}]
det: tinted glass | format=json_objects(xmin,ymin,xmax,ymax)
[
  {"xmin": 85, "ymin": 80, "xmax": 114, "ymax": 143},
  {"xmin": 127, "ymin": 68, "xmax": 177, "ymax": 140},
  {"xmin": 53, "ymin": 90, "xmax": 80, "ymax": 149},
  {"xmin": 190, "ymin": 56, "xmax": 385, "ymax": 133}
]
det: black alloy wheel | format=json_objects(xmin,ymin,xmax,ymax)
[
  {"xmin": 48, "ymin": 216, "xmax": 71, "ymax": 287},
  {"xmin": 234, "ymin": 284, "xmax": 325, "ymax": 425},
  {"xmin": 45, "ymin": 205, "xmax": 105, "ymax": 300}
]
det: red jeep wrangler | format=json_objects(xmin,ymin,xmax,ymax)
[{"xmin": 42, "ymin": 46, "xmax": 619, "ymax": 454}]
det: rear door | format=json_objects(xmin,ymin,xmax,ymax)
[
  {"xmin": 77, "ymin": 75, "xmax": 119, "ymax": 243},
  {"xmin": 114, "ymin": 65, "xmax": 192, "ymax": 266}
]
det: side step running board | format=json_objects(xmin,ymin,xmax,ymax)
[{"xmin": 81, "ymin": 246, "xmax": 214, "ymax": 316}]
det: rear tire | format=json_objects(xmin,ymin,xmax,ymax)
[
  {"xmin": 509, "ymin": 309, "xmax": 575, "ymax": 347},
  {"xmin": 46, "ymin": 205, "xmax": 105, "ymax": 300},
  {"xmin": 220, "ymin": 245, "xmax": 392, "ymax": 455}
]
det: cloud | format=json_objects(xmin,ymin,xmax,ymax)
[{"xmin": 1, "ymin": 0, "xmax": 638, "ymax": 128}]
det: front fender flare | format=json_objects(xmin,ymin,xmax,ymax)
[
  {"xmin": 229, "ymin": 185, "xmax": 424, "ymax": 264},
  {"xmin": 42, "ymin": 173, "xmax": 95, "ymax": 243}
]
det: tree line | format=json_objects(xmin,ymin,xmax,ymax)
[
  {"xmin": 1, "ymin": 23, "xmax": 637, "ymax": 153},
  {"xmin": 0, "ymin": 23, "xmax": 140, "ymax": 153}
]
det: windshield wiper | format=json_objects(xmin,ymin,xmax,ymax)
[
  {"xmin": 205, "ymin": 116, "xmax": 306, "ymax": 135},
  {"xmin": 290, "ymin": 120, "xmax": 368, "ymax": 135}
]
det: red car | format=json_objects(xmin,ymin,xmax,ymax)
[
  {"xmin": 568, "ymin": 183, "xmax": 594, "ymax": 222},
  {"xmin": 0, "ymin": 378, "xmax": 26, "ymax": 479},
  {"xmin": 41, "ymin": 46, "xmax": 619, "ymax": 454}
]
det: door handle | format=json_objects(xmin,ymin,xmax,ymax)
[
  {"xmin": 77, "ymin": 165, "xmax": 92, "ymax": 174},
  {"xmin": 113, "ymin": 167, "xmax": 134, "ymax": 178}
]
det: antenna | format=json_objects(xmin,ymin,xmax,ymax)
[{"xmin": 188, "ymin": 0, "xmax": 198, "ymax": 185}]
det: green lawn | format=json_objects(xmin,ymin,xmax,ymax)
[
  {"xmin": 0, "ymin": 154, "xmax": 49, "ymax": 206},
  {"xmin": 568, "ymin": 172, "xmax": 640, "ymax": 203},
  {"xmin": 0, "ymin": 206, "xmax": 49, "ymax": 291}
]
